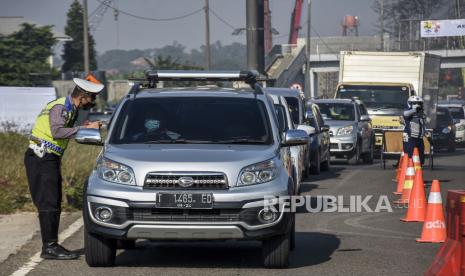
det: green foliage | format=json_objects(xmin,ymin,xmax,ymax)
[
  {"xmin": 62, "ymin": 0, "xmax": 97, "ymax": 72},
  {"xmin": 0, "ymin": 132, "xmax": 101, "ymax": 213},
  {"xmin": 0, "ymin": 23, "xmax": 57, "ymax": 86}
]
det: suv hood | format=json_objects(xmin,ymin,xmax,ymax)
[
  {"xmin": 324, "ymin": 120, "xmax": 356, "ymax": 137},
  {"xmin": 103, "ymin": 144, "xmax": 278, "ymax": 187}
]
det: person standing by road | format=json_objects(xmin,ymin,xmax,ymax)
[
  {"xmin": 403, "ymin": 95, "xmax": 428, "ymax": 165},
  {"xmin": 24, "ymin": 76, "xmax": 103, "ymax": 260}
]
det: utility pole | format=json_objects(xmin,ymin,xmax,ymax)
[
  {"xmin": 246, "ymin": 0, "xmax": 265, "ymax": 74},
  {"xmin": 83, "ymin": 0, "xmax": 90, "ymax": 74},
  {"xmin": 380, "ymin": 0, "xmax": 384, "ymax": 51},
  {"xmin": 264, "ymin": 0, "xmax": 272, "ymax": 54},
  {"xmin": 304, "ymin": 0, "xmax": 312, "ymax": 98},
  {"xmin": 204, "ymin": 0, "xmax": 211, "ymax": 70}
]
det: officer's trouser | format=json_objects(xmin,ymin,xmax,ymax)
[
  {"xmin": 24, "ymin": 148, "xmax": 62, "ymax": 244},
  {"xmin": 403, "ymin": 137, "xmax": 425, "ymax": 165}
]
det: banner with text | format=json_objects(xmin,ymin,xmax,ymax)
[{"xmin": 421, "ymin": 19, "xmax": 465, "ymax": 38}]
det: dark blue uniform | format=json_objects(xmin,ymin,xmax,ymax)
[{"xmin": 402, "ymin": 107, "xmax": 426, "ymax": 164}]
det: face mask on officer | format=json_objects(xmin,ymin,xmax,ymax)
[
  {"xmin": 80, "ymin": 93, "xmax": 97, "ymax": 110},
  {"xmin": 144, "ymin": 119, "xmax": 161, "ymax": 132}
]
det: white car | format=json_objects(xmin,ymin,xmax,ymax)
[
  {"xmin": 268, "ymin": 94, "xmax": 314, "ymax": 194},
  {"xmin": 439, "ymin": 102, "xmax": 465, "ymax": 144}
]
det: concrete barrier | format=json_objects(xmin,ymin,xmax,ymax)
[{"xmin": 425, "ymin": 190, "xmax": 465, "ymax": 276}]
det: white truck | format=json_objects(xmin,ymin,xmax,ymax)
[{"xmin": 334, "ymin": 51, "xmax": 441, "ymax": 148}]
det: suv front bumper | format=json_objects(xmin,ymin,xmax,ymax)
[
  {"xmin": 84, "ymin": 172, "xmax": 293, "ymax": 241},
  {"xmin": 329, "ymin": 135, "xmax": 356, "ymax": 156}
]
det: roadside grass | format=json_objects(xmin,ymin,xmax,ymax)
[{"xmin": 0, "ymin": 132, "xmax": 101, "ymax": 214}]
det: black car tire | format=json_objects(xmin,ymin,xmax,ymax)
[
  {"xmin": 363, "ymin": 138, "xmax": 374, "ymax": 164},
  {"xmin": 320, "ymin": 152, "xmax": 330, "ymax": 171},
  {"xmin": 310, "ymin": 150, "xmax": 321, "ymax": 175},
  {"xmin": 262, "ymin": 230, "xmax": 290, "ymax": 268},
  {"xmin": 85, "ymin": 230, "xmax": 116, "ymax": 267},
  {"xmin": 348, "ymin": 143, "xmax": 361, "ymax": 165},
  {"xmin": 290, "ymin": 215, "xmax": 296, "ymax": 251}
]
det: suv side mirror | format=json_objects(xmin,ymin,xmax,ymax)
[
  {"xmin": 360, "ymin": 115, "xmax": 371, "ymax": 122},
  {"xmin": 282, "ymin": 129, "xmax": 308, "ymax": 146},
  {"xmin": 320, "ymin": 125, "xmax": 330, "ymax": 132},
  {"xmin": 75, "ymin": 128, "xmax": 103, "ymax": 146}
]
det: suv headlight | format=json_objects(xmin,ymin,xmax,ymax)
[
  {"xmin": 442, "ymin": 126, "xmax": 452, "ymax": 134},
  {"xmin": 97, "ymin": 157, "xmax": 136, "ymax": 185},
  {"xmin": 337, "ymin": 125, "xmax": 354, "ymax": 136},
  {"xmin": 457, "ymin": 124, "xmax": 465, "ymax": 131},
  {"xmin": 237, "ymin": 158, "xmax": 279, "ymax": 186}
]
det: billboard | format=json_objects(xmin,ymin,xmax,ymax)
[{"xmin": 421, "ymin": 19, "xmax": 465, "ymax": 38}]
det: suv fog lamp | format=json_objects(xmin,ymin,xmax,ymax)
[
  {"xmin": 258, "ymin": 208, "xmax": 277, "ymax": 224},
  {"xmin": 95, "ymin": 206, "xmax": 113, "ymax": 222}
]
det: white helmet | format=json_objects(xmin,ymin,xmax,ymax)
[{"xmin": 407, "ymin": 95, "xmax": 423, "ymax": 108}]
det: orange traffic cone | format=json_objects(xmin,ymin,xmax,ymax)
[
  {"xmin": 394, "ymin": 155, "xmax": 409, "ymax": 195},
  {"xmin": 394, "ymin": 159, "xmax": 415, "ymax": 204},
  {"xmin": 86, "ymin": 73, "xmax": 101, "ymax": 84},
  {"xmin": 413, "ymin": 147, "xmax": 421, "ymax": 171},
  {"xmin": 416, "ymin": 180, "xmax": 446, "ymax": 243},
  {"xmin": 393, "ymin": 152, "xmax": 405, "ymax": 183},
  {"xmin": 401, "ymin": 165, "xmax": 427, "ymax": 222}
]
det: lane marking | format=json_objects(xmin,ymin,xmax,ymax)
[{"xmin": 10, "ymin": 218, "xmax": 83, "ymax": 276}]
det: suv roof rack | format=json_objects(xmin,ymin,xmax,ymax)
[{"xmin": 145, "ymin": 70, "xmax": 263, "ymax": 93}]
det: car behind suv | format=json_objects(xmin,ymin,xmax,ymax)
[
  {"xmin": 313, "ymin": 98, "xmax": 375, "ymax": 164},
  {"xmin": 77, "ymin": 71, "xmax": 309, "ymax": 268}
]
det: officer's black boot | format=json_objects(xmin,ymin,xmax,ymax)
[{"xmin": 39, "ymin": 211, "xmax": 78, "ymax": 260}]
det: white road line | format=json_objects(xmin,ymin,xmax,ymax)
[{"xmin": 10, "ymin": 218, "xmax": 83, "ymax": 276}]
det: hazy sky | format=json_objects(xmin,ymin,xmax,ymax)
[{"xmin": 0, "ymin": 0, "xmax": 378, "ymax": 54}]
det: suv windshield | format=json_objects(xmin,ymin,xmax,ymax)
[
  {"xmin": 110, "ymin": 97, "xmax": 273, "ymax": 145},
  {"xmin": 316, "ymin": 103, "xmax": 355, "ymax": 121},
  {"xmin": 337, "ymin": 85, "xmax": 409, "ymax": 110},
  {"xmin": 448, "ymin": 107, "xmax": 465, "ymax": 120}
]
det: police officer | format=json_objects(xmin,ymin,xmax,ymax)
[
  {"xmin": 24, "ymin": 77, "xmax": 103, "ymax": 260},
  {"xmin": 403, "ymin": 95, "xmax": 429, "ymax": 165}
]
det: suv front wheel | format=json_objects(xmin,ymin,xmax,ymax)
[
  {"xmin": 85, "ymin": 229, "xmax": 116, "ymax": 267},
  {"xmin": 262, "ymin": 230, "xmax": 290, "ymax": 268}
]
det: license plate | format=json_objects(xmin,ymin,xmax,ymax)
[{"xmin": 156, "ymin": 193, "xmax": 213, "ymax": 209}]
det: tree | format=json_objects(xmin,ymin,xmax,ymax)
[
  {"xmin": 61, "ymin": 0, "xmax": 97, "ymax": 72},
  {"xmin": 373, "ymin": 0, "xmax": 447, "ymax": 50},
  {"xmin": 0, "ymin": 23, "xmax": 57, "ymax": 86}
]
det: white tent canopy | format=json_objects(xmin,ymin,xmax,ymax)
[{"xmin": 0, "ymin": 87, "xmax": 57, "ymax": 133}]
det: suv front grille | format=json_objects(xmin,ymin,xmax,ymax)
[{"xmin": 144, "ymin": 173, "xmax": 228, "ymax": 190}]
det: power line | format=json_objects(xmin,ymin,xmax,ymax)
[
  {"xmin": 209, "ymin": 8, "xmax": 236, "ymax": 30},
  {"xmin": 95, "ymin": 0, "xmax": 203, "ymax": 22}
]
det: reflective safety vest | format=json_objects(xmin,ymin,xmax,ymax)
[{"xmin": 30, "ymin": 97, "xmax": 77, "ymax": 156}]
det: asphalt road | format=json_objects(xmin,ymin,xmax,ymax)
[{"xmin": 2, "ymin": 149, "xmax": 464, "ymax": 276}]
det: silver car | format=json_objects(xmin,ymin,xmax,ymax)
[
  {"xmin": 77, "ymin": 71, "xmax": 309, "ymax": 268},
  {"xmin": 313, "ymin": 98, "xmax": 375, "ymax": 164},
  {"xmin": 267, "ymin": 93, "xmax": 314, "ymax": 194}
]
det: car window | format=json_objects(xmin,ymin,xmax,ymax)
[
  {"xmin": 274, "ymin": 104, "xmax": 287, "ymax": 132},
  {"xmin": 110, "ymin": 97, "xmax": 273, "ymax": 144},
  {"xmin": 359, "ymin": 104, "xmax": 368, "ymax": 116},
  {"xmin": 316, "ymin": 103, "xmax": 355, "ymax": 121},
  {"xmin": 284, "ymin": 96, "xmax": 300, "ymax": 125},
  {"xmin": 314, "ymin": 106, "xmax": 324, "ymax": 128}
]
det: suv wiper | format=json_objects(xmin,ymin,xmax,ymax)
[
  {"xmin": 144, "ymin": 139, "xmax": 212, "ymax": 144},
  {"xmin": 213, "ymin": 138, "xmax": 267, "ymax": 144}
]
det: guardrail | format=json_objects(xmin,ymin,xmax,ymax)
[{"xmin": 426, "ymin": 190, "xmax": 465, "ymax": 275}]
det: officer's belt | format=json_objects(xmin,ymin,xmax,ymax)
[{"xmin": 29, "ymin": 136, "xmax": 64, "ymax": 155}]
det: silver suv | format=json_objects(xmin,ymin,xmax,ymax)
[{"xmin": 77, "ymin": 71, "xmax": 309, "ymax": 268}]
